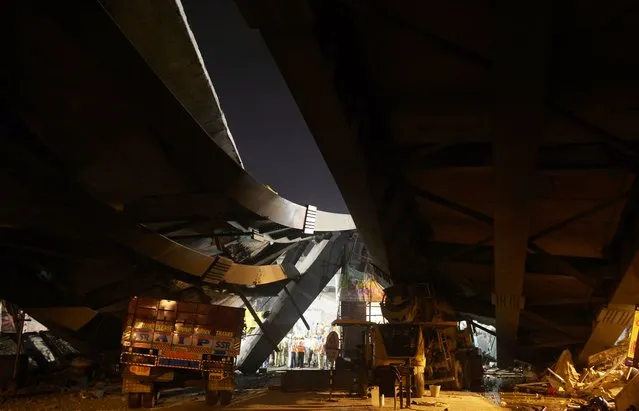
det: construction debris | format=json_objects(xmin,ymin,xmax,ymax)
[
  {"xmin": 587, "ymin": 342, "xmax": 629, "ymax": 369},
  {"xmin": 412, "ymin": 399, "xmax": 449, "ymax": 407},
  {"xmin": 512, "ymin": 341, "xmax": 637, "ymax": 408}
]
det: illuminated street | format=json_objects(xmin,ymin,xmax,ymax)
[{"xmin": 1, "ymin": 388, "xmax": 503, "ymax": 411}]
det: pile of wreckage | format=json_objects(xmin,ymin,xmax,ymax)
[
  {"xmin": 0, "ymin": 304, "xmax": 123, "ymax": 403},
  {"xmin": 512, "ymin": 339, "xmax": 639, "ymax": 410}
]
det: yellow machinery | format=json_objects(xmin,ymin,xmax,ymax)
[{"xmin": 333, "ymin": 284, "xmax": 477, "ymax": 400}]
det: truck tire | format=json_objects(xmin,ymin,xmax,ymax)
[
  {"xmin": 127, "ymin": 393, "xmax": 142, "ymax": 409},
  {"xmin": 206, "ymin": 390, "xmax": 219, "ymax": 406},
  {"xmin": 219, "ymin": 390, "xmax": 233, "ymax": 406},
  {"xmin": 141, "ymin": 392, "xmax": 156, "ymax": 408}
]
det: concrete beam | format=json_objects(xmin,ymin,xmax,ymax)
[
  {"xmin": 100, "ymin": 0, "xmax": 244, "ymax": 167},
  {"xmin": 234, "ymin": 0, "xmax": 389, "ymax": 274},
  {"xmin": 579, "ymin": 172, "xmax": 639, "ymax": 361},
  {"xmin": 578, "ymin": 251, "xmax": 639, "ymax": 361},
  {"xmin": 492, "ymin": 0, "xmax": 550, "ymax": 366}
]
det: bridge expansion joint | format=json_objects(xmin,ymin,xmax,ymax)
[{"xmin": 303, "ymin": 205, "xmax": 317, "ymax": 234}]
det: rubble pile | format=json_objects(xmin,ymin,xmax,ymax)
[{"xmin": 514, "ymin": 341, "xmax": 637, "ymax": 404}]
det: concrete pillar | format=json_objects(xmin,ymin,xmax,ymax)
[
  {"xmin": 493, "ymin": 131, "xmax": 537, "ymax": 365},
  {"xmin": 492, "ymin": 0, "xmax": 550, "ymax": 366},
  {"xmin": 492, "ymin": 294, "xmax": 526, "ymax": 365}
]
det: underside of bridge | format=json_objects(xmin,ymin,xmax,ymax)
[
  {"xmin": 236, "ymin": 0, "xmax": 639, "ymax": 365},
  {"xmin": 1, "ymin": 0, "xmax": 638, "ymax": 375},
  {"xmin": 0, "ymin": 0, "xmax": 355, "ymax": 355}
]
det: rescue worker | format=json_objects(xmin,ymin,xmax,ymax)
[
  {"xmin": 306, "ymin": 336, "xmax": 314, "ymax": 367},
  {"xmin": 278, "ymin": 340, "xmax": 288, "ymax": 367},
  {"xmin": 290, "ymin": 338, "xmax": 297, "ymax": 368},
  {"xmin": 296, "ymin": 338, "xmax": 305, "ymax": 368},
  {"xmin": 318, "ymin": 336, "xmax": 326, "ymax": 369}
]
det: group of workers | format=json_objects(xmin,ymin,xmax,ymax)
[
  {"xmin": 267, "ymin": 333, "xmax": 330, "ymax": 369},
  {"xmin": 288, "ymin": 336, "xmax": 322, "ymax": 368}
]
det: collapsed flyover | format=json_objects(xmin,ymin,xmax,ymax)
[
  {"xmin": 0, "ymin": 0, "xmax": 355, "ymax": 353},
  {"xmin": 235, "ymin": 0, "xmax": 639, "ymax": 366}
]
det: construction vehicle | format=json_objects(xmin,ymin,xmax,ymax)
[
  {"xmin": 333, "ymin": 284, "xmax": 481, "ymax": 400},
  {"xmin": 120, "ymin": 297, "xmax": 245, "ymax": 408}
]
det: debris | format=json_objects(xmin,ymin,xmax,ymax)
[
  {"xmin": 546, "ymin": 367, "xmax": 567, "ymax": 392},
  {"xmin": 578, "ymin": 396, "xmax": 612, "ymax": 411},
  {"xmin": 78, "ymin": 388, "xmax": 105, "ymax": 399},
  {"xmin": 513, "ymin": 382, "xmax": 548, "ymax": 394},
  {"xmin": 511, "ymin": 340, "xmax": 636, "ymax": 405},
  {"xmin": 587, "ymin": 343, "xmax": 629, "ymax": 369},
  {"xmin": 484, "ymin": 360, "xmax": 540, "ymax": 393},
  {"xmin": 554, "ymin": 350, "xmax": 581, "ymax": 389},
  {"xmin": 411, "ymin": 400, "xmax": 448, "ymax": 407}
]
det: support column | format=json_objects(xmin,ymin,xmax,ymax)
[
  {"xmin": 493, "ymin": 134, "xmax": 537, "ymax": 366},
  {"xmin": 492, "ymin": 0, "xmax": 550, "ymax": 366}
]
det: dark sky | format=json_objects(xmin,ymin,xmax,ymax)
[{"xmin": 182, "ymin": 0, "xmax": 348, "ymax": 214}]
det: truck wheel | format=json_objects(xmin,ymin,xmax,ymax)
[
  {"xmin": 141, "ymin": 392, "xmax": 156, "ymax": 408},
  {"xmin": 219, "ymin": 390, "xmax": 233, "ymax": 406},
  {"xmin": 127, "ymin": 393, "xmax": 142, "ymax": 409},
  {"xmin": 206, "ymin": 390, "xmax": 219, "ymax": 406}
]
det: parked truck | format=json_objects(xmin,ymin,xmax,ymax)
[
  {"xmin": 332, "ymin": 284, "xmax": 483, "ymax": 401},
  {"xmin": 120, "ymin": 297, "xmax": 245, "ymax": 408}
]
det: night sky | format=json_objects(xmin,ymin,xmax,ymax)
[{"xmin": 182, "ymin": 0, "xmax": 348, "ymax": 214}]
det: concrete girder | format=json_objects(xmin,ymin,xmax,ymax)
[
  {"xmin": 578, "ymin": 148, "xmax": 639, "ymax": 361},
  {"xmin": 378, "ymin": 184, "xmax": 430, "ymax": 281},
  {"xmin": 100, "ymin": 0, "xmax": 244, "ymax": 167},
  {"xmin": 81, "ymin": 267, "xmax": 169, "ymax": 309},
  {"xmin": 234, "ymin": 0, "xmax": 389, "ymax": 273},
  {"xmin": 2, "ymin": 0, "xmax": 356, "ymax": 293},
  {"xmin": 578, "ymin": 251, "xmax": 639, "ymax": 362},
  {"xmin": 492, "ymin": 0, "xmax": 551, "ymax": 366},
  {"xmin": 0, "ymin": 115, "xmax": 316, "ymax": 292},
  {"xmin": 6, "ymin": 0, "xmax": 355, "ymax": 234},
  {"xmin": 413, "ymin": 187, "xmax": 609, "ymax": 289},
  {"xmin": 403, "ymin": 142, "xmax": 639, "ymax": 172},
  {"xmin": 242, "ymin": 243, "xmax": 299, "ymax": 266}
]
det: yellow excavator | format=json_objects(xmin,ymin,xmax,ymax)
[{"xmin": 333, "ymin": 284, "xmax": 480, "ymax": 399}]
